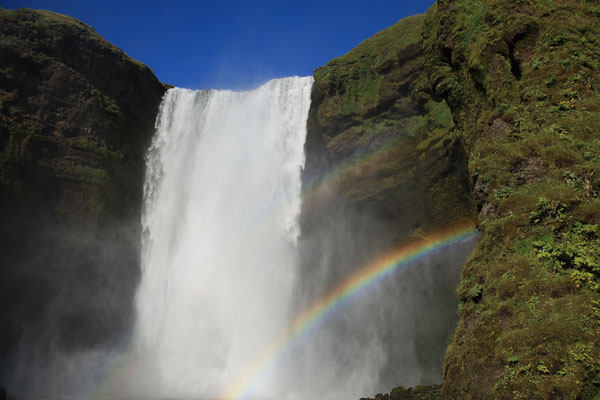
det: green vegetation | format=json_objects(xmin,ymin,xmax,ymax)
[
  {"xmin": 310, "ymin": 14, "xmax": 474, "ymax": 243},
  {"xmin": 23, "ymin": 9, "xmax": 153, "ymax": 73},
  {"xmin": 362, "ymin": 384, "xmax": 441, "ymax": 400},
  {"xmin": 0, "ymin": 7, "xmax": 166, "ymax": 361},
  {"xmin": 314, "ymin": 15, "xmax": 423, "ymax": 117},
  {"xmin": 389, "ymin": 385, "xmax": 441, "ymax": 400},
  {"xmin": 0, "ymin": 7, "xmax": 165, "ymax": 233},
  {"xmin": 421, "ymin": 0, "xmax": 600, "ymax": 398},
  {"xmin": 2, "ymin": 1, "xmax": 600, "ymax": 398}
]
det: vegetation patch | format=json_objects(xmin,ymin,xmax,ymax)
[{"xmin": 423, "ymin": 0, "xmax": 600, "ymax": 397}]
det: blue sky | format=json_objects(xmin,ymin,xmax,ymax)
[{"xmin": 6, "ymin": 0, "xmax": 435, "ymax": 89}]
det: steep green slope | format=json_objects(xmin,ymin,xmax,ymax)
[
  {"xmin": 0, "ymin": 6, "xmax": 165, "ymax": 381},
  {"xmin": 309, "ymin": 1, "xmax": 600, "ymax": 399},
  {"xmin": 423, "ymin": 0, "xmax": 600, "ymax": 398},
  {"xmin": 303, "ymin": 13, "xmax": 475, "ymax": 397},
  {"xmin": 305, "ymin": 14, "xmax": 474, "ymax": 243}
]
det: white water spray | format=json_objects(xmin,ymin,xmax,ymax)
[
  {"xmin": 134, "ymin": 77, "xmax": 313, "ymax": 398},
  {"xmin": 127, "ymin": 75, "xmax": 475, "ymax": 400}
]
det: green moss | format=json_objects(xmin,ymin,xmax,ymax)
[
  {"xmin": 589, "ymin": 7, "xmax": 600, "ymax": 18},
  {"xmin": 14, "ymin": 8, "xmax": 152, "ymax": 72},
  {"xmin": 387, "ymin": 384, "xmax": 441, "ymax": 400},
  {"xmin": 423, "ymin": 0, "xmax": 600, "ymax": 397},
  {"xmin": 58, "ymin": 164, "xmax": 108, "ymax": 183},
  {"xmin": 311, "ymin": 12, "xmax": 474, "ymax": 240},
  {"xmin": 314, "ymin": 14, "xmax": 424, "ymax": 117},
  {"xmin": 0, "ymin": 6, "xmax": 164, "ymax": 237}
]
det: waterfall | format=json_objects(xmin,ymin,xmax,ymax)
[
  {"xmin": 134, "ymin": 77, "xmax": 313, "ymax": 398},
  {"xmin": 129, "ymin": 75, "xmax": 476, "ymax": 400}
]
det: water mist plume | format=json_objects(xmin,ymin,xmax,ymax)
[{"xmin": 123, "ymin": 76, "xmax": 476, "ymax": 400}]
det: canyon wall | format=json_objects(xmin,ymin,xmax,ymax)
[
  {"xmin": 306, "ymin": 1, "xmax": 600, "ymax": 398},
  {"xmin": 0, "ymin": 7, "xmax": 165, "ymax": 385}
]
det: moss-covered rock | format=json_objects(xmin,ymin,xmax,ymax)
[
  {"xmin": 422, "ymin": 0, "xmax": 600, "ymax": 398},
  {"xmin": 0, "ymin": 6, "xmax": 165, "ymax": 382},
  {"xmin": 309, "ymin": 0, "xmax": 600, "ymax": 398},
  {"xmin": 305, "ymin": 14, "xmax": 474, "ymax": 244},
  {"xmin": 360, "ymin": 384, "xmax": 441, "ymax": 400},
  {"xmin": 3, "ymin": 1, "xmax": 599, "ymax": 398},
  {"xmin": 303, "ymin": 12, "xmax": 476, "ymax": 395}
]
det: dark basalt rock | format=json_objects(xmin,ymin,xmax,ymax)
[
  {"xmin": 360, "ymin": 385, "xmax": 441, "ymax": 400},
  {"xmin": 0, "ymin": 6, "xmax": 165, "ymax": 386},
  {"xmin": 301, "ymin": 12, "xmax": 475, "ymax": 395}
]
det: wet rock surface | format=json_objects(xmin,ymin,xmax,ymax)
[
  {"xmin": 0, "ymin": 6, "xmax": 165, "ymax": 387},
  {"xmin": 360, "ymin": 385, "xmax": 441, "ymax": 400}
]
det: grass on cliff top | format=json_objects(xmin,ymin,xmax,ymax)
[
  {"xmin": 0, "ymin": 8, "xmax": 153, "ymax": 73},
  {"xmin": 325, "ymin": 13, "xmax": 423, "ymax": 70},
  {"xmin": 314, "ymin": 14, "xmax": 424, "ymax": 117}
]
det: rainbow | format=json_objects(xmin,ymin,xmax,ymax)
[
  {"xmin": 224, "ymin": 224, "xmax": 478, "ymax": 399},
  {"xmin": 300, "ymin": 137, "xmax": 414, "ymax": 212}
]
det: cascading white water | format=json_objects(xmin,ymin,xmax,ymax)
[
  {"xmin": 128, "ymin": 74, "xmax": 476, "ymax": 400},
  {"xmin": 134, "ymin": 77, "xmax": 313, "ymax": 398}
]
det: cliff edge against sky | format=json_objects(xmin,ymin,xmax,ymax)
[{"xmin": 0, "ymin": 6, "xmax": 165, "ymax": 387}]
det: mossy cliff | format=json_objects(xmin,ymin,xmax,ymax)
[
  {"xmin": 423, "ymin": 0, "xmax": 600, "ymax": 398},
  {"xmin": 307, "ymin": 0, "xmax": 600, "ymax": 398},
  {"xmin": 300, "ymin": 15, "xmax": 475, "ymax": 393},
  {"xmin": 1, "ymin": 1, "xmax": 599, "ymax": 398},
  {"xmin": 0, "ymin": 6, "xmax": 165, "ymax": 381},
  {"xmin": 305, "ymin": 14, "xmax": 474, "ymax": 242}
]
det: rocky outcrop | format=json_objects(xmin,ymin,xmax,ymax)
[
  {"xmin": 361, "ymin": 385, "xmax": 441, "ymax": 400},
  {"xmin": 308, "ymin": 0, "xmax": 600, "ymax": 398},
  {"xmin": 423, "ymin": 1, "xmax": 600, "ymax": 398},
  {"xmin": 301, "ymin": 13, "xmax": 475, "ymax": 394},
  {"xmin": 304, "ymin": 15, "xmax": 474, "ymax": 242},
  {"xmin": 0, "ymin": 7, "xmax": 165, "ymax": 385}
]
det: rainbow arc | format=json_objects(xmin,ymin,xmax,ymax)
[{"xmin": 225, "ymin": 224, "xmax": 478, "ymax": 399}]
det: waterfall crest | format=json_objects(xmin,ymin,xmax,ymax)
[{"xmin": 134, "ymin": 77, "xmax": 313, "ymax": 398}]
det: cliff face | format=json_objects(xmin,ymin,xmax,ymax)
[
  {"xmin": 301, "ymin": 13, "xmax": 476, "ymax": 393},
  {"xmin": 307, "ymin": 1, "xmax": 600, "ymax": 398},
  {"xmin": 304, "ymin": 14, "xmax": 474, "ymax": 241},
  {"xmin": 0, "ymin": 7, "xmax": 165, "ymax": 384},
  {"xmin": 424, "ymin": 1, "xmax": 600, "ymax": 398}
]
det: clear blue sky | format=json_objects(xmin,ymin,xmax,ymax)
[{"xmin": 5, "ymin": 0, "xmax": 435, "ymax": 90}]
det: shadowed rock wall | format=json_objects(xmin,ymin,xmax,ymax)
[
  {"xmin": 307, "ymin": 1, "xmax": 600, "ymax": 398},
  {"xmin": 0, "ymin": 7, "xmax": 165, "ymax": 387},
  {"xmin": 301, "ymin": 14, "xmax": 476, "ymax": 394}
]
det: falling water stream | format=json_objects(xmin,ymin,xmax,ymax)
[
  {"xmin": 134, "ymin": 77, "xmax": 313, "ymax": 399},
  {"xmin": 130, "ymin": 76, "xmax": 476, "ymax": 400}
]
